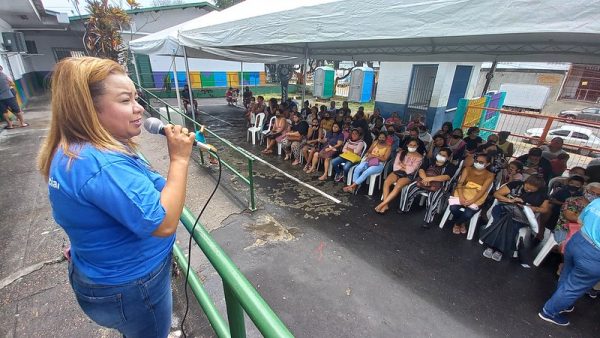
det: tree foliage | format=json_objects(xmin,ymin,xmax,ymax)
[
  {"xmin": 82, "ymin": 0, "xmax": 140, "ymax": 62},
  {"xmin": 214, "ymin": 0, "xmax": 243, "ymax": 9}
]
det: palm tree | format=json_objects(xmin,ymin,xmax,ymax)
[{"xmin": 81, "ymin": 0, "xmax": 140, "ymax": 61}]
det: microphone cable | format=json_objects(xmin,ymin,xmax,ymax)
[{"xmin": 180, "ymin": 152, "xmax": 222, "ymax": 338}]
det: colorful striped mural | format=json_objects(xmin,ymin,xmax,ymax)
[{"xmin": 141, "ymin": 71, "xmax": 266, "ymax": 89}]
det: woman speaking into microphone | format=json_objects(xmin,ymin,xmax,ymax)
[{"xmin": 37, "ymin": 57, "xmax": 195, "ymax": 337}]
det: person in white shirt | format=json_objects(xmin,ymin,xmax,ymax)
[
  {"xmin": 541, "ymin": 137, "xmax": 567, "ymax": 160},
  {"xmin": 418, "ymin": 125, "xmax": 432, "ymax": 147}
]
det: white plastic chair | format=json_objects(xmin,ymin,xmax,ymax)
[
  {"xmin": 439, "ymin": 183, "xmax": 494, "ymax": 240},
  {"xmin": 247, "ymin": 113, "xmax": 265, "ymax": 145},
  {"xmin": 260, "ymin": 116, "xmax": 276, "ymax": 145},
  {"xmin": 533, "ymin": 229, "xmax": 557, "ymax": 266}
]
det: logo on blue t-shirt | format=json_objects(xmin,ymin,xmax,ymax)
[{"xmin": 49, "ymin": 177, "xmax": 60, "ymax": 190}]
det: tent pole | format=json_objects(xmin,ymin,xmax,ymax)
[
  {"xmin": 240, "ymin": 61, "xmax": 244, "ymax": 97},
  {"xmin": 172, "ymin": 53, "xmax": 182, "ymax": 113},
  {"xmin": 183, "ymin": 46, "xmax": 197, "ymax": 130},
  {"xmin": 482, "ymin": 59, "xmax": 497, "ymax": 96},
  {"xmin": 131, "ymin": 50, "xmax": 142, "ymax": 88},
  {"xmin": 301, "ymin": 45, "xmax": 308, "ymax": 104}
]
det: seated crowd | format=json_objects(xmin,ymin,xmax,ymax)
[
  {"xmin": 243, "ymin": 96, "xmax": 600, "ymax": 326},
  {"xmin": 246, "ymin": 97, "xmax": 600, "ymax": 270}
]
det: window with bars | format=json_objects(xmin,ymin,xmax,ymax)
[{"xmin": 52, "ymin": 48, "xmax": 86, "ymax": 62}]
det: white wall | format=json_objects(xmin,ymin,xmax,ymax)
[
  {"xmin": 432, "ymin": 62, "xmax": 482, "ymax": 108},
  {"xmin": 150, "ymin": 55, "xmax": 264, "ymax": 72},
  {"xmin": 377, "ymin": 61, "xmax": 481, "ymax": 107},
  {"xmin": 375, "ymin": 62, "xmax": 413, "ymax": 104},
  {"xmin": 0, "ymin": 17, "xmax": 26, "ymax": 79},
  {"xmin": 22, "ymin": 31, "xmax": 86, "ymax": 72}
]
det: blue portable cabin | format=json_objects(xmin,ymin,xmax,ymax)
[{"xmin": 348, "ymin": 67, "xmax": 374, "ymax": 103}]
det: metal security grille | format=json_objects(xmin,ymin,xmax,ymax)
[
  {"xmin": 559, "ymin": 64, "xmax": 600, "ymax": 103},
  {"xmin": 406, "ymin": 64, "xmax": 438, "ymax": 116},
  {"xmin": 52, "ymin": 48, "xmax": 85, "ymax": 61}
]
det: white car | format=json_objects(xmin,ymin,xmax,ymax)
[{"xmin": 525, "ymin": 125, "xmax": 600, "ymax": 156}]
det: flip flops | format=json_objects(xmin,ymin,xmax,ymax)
[{"xmin": 20, "ymin": 123, "xmax": 29, "ymax": 128}]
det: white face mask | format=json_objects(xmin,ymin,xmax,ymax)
[
  {"xmin": 474, "ymin": 163, "xmax": 486, "ymax": 170},
  {"xmin": 436, "ymin": 154, "xmax": 447, "ymax": 162},
  {"xmin": 407, "ymin": 147, "xmax": 417, "ymax": 153}
]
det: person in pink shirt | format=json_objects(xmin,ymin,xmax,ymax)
[{"xmin": 375, "ymin": 138, "xmax": 423, "ymax": 214}]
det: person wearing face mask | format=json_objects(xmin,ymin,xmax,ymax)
[
  {"xmin": 343, "ymin": 132, "xmax": 391, "ymax": 194},
  {"xmin": 464, "ymin": 134, "xmax": 505, "ymax": 174},
  {"xmin": 480, "ymin": 175, "xmax": 550, "ymax": 262},
  {"xmin": 374, "ymin": 139, "xmax": 423, "ymax": 214},
  {"xmin": 306, "ymin": 123, "xmax": 344, "ymax": 176},
  {"xmin": 548, "ymin": 166, "xmax": 587, "ymax": 191},
  {"xmin": 418, "ymin": 125, "xmax": 432, "ymax": 146},
  {"xmin": 447, "ymin": 128, "xmax": 466, "ymax": 163},
  {"xmin": 517, "ymin": 147, "xmax": 553, "ymax": 183},
  {"xmin": 426, "ymin": 134, "xmax": 447, "ymax": 166},
  {"xmin": 463, "ymin": 126, "xmax": 483, "ymax": 153},
  {"xmin": 398, "ymin": 148, "xmax": 457, "ymax": 227},
  {"xmin": 553, "ymin": 183, "xmax": 600, "ymax": 253},
  {"xmin": 540, "ymin": 176, "xmax": 585, "ymax": 239},
  {"xmin": 385, "ymin": 125, "xmax": 401, "ymax": 159},
  {"xmin": 448, "ymin": 153, "xmax": 495, "ymax": 235},
  {"xmin": 331, "ymin": 128, "xmax": 365, "ymax": 182},
  {"xmin": 400, "ymin": 127, "xmax": 426, "ymax": 154}
]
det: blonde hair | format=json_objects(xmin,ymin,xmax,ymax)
[{"xmin": 38, "ymin": 57, "xmax": 135, "ymax": 180}]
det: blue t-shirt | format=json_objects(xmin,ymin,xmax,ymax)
[
  {"xmin": 48, "ymin": 144, "xmax": 174, "ymax": 284},
  {"xmin": 581, "ymin": 198, "xmax": 600, "ymax": 247}
]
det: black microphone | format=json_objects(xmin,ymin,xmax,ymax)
[{"xmin": 144, "ymin": 117, "xmax": 217, "ymax": 153}]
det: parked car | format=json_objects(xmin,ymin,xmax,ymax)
[
  {"xmin": 525, "ymin": 125, "xmax": 600, "ymax": 156},
  {"xmin": 558, "ymin": 107, "xmax": 600, "ymax": 121}
]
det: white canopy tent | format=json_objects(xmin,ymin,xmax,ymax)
[
  {"xmin": 178, "ymin": 0, "xmax": 600, "ymax": 63},
  {"xmin": 129, "ymin": 0, "xmax": 323, "ymax": 63}
]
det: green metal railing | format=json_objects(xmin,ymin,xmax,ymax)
[
  {"xmin": 172, "ymin": 207, "xmax": 294, "ymax": 338},
  {"xmin": 135, "ymin": 84, "xmax": 257, "ymax": 211}
]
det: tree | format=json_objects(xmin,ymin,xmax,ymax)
[
  {"xmin": 214, "ymin": 0, "xmax": 243, "ymax": 9},
  {"xmin": 152, "ymin": 0, "xmax": 184, "ymax": 6},
  {"xmin": 81, "ymin": 0, "xmax": 140, "ymax": 62}
]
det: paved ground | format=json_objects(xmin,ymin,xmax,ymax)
[{"xmin": 1, "ymin": 95, "xmax": 599, "ymax": 337}]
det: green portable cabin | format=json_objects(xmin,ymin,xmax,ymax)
[{"xmin": 313, "ymin": 66, "xmax": 335, "ymax": 99}]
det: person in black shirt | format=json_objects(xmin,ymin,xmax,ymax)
[
  {"xmin": 300, "ymin": 100, "xmax": 311, "ymax": 120},
  {"xmin": 351, "ymin": 110, "xmax": 372, "ymax": 148},
  {"xmin": 516, "ymin": 147, "xmax": 553, "ymax": 183},
  {"xmin": 399, "ymin": 148, "xmax": 457, "ymax": 227},
  {"xmin": 243, "ymin": 87, "xmax": 253, "ymax": 109},
  {"xmin": 400, "ymin": 127, "xmax": 426, "ymax": 154},
  {"xmin": 463, "ymin": 126, "xmax": 483, "ymax": 153},
  {"xmin": 480, "ymin": 175, "xmax": 551, "ymax": 262},
  {"xmin": 181, "ymin": 84, "xmax": 198, "ymax": 115},
  {"xmin": 541, "ymin": 175, "xmax": 585, "ymax": 234},
  {"xmin": 282, "ymin": 112, "xmax": 309, "ymax": 163},
  {"xmin": 338, "ymin": 101, "xmax": 351, "ymax": 117}
]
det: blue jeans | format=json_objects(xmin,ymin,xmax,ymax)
[
  {"xmin": 69, "ymin": 254, "xmax": 173, "ymax": 338},
  {"xmin": 543, "ymin": 232, "xmax": 600, "ymax": 315},
  {"xmin": 449, "ymin": 205, "xmax": 479, "ymax": 225},
  {"xmin": 352, "ymin": 162, "xmax": 384, "ymax": 185},
  {"xmin": 331, "ymin": 156, "xmax": 355, "ymax": 177}
]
